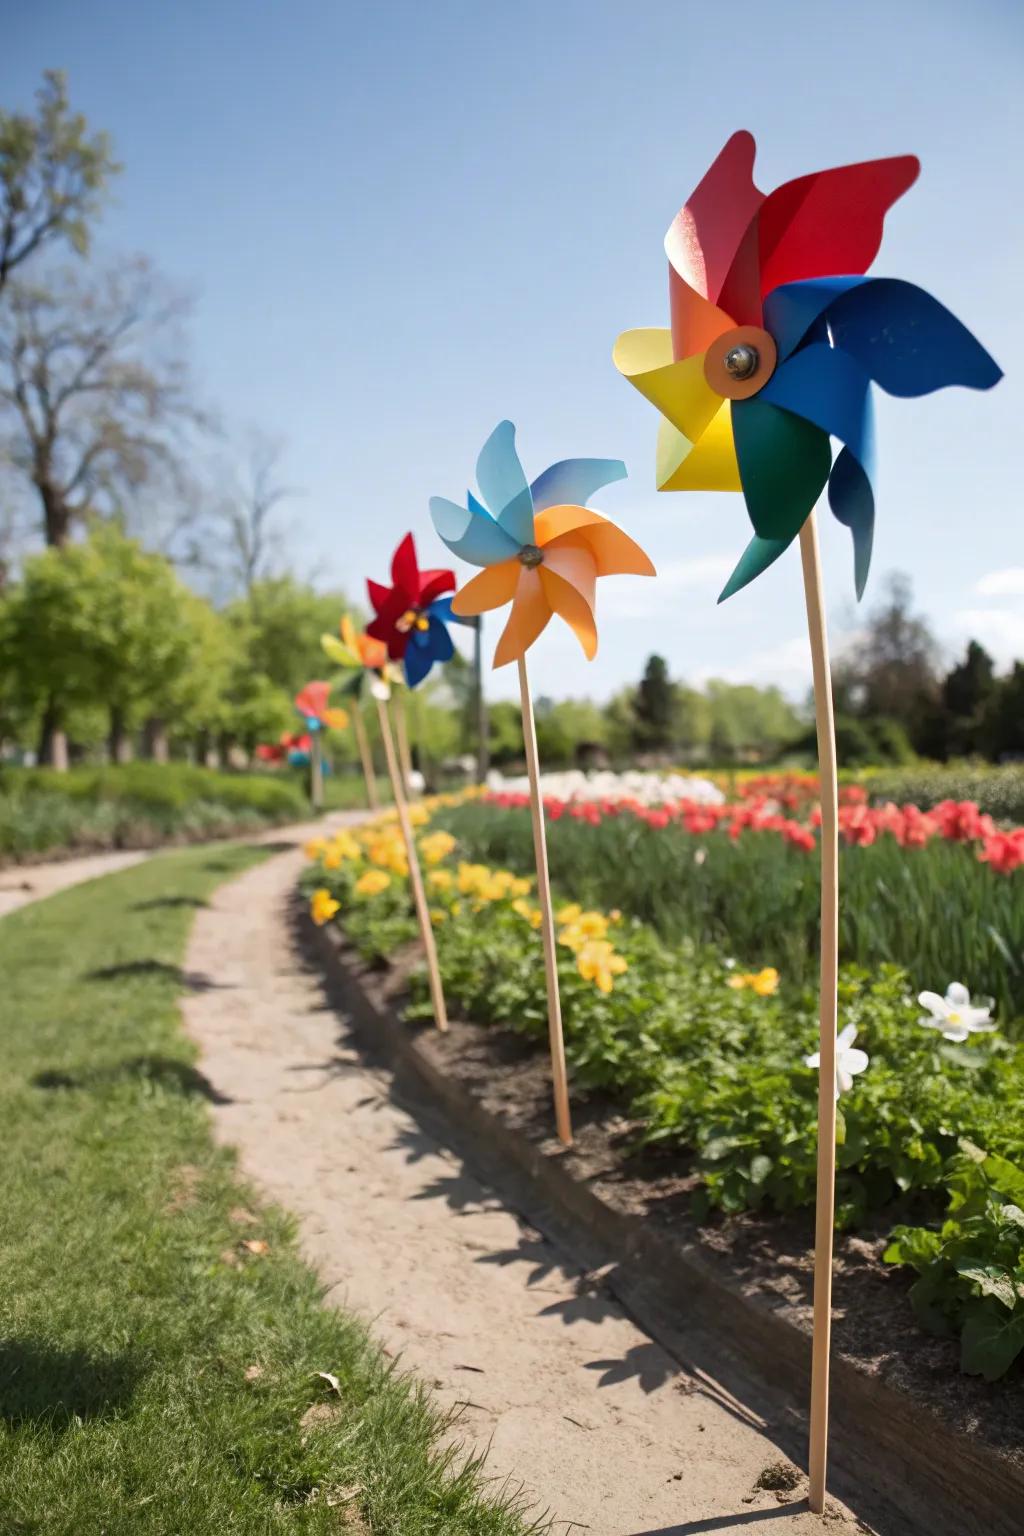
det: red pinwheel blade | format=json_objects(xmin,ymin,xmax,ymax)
[
  {"xmin": 665, "ymin": 130, "xmax": 764, "ymax": 305},
  {"xmin": 390, "ymin": 532, "xmax": 419, "ymax": 597}
]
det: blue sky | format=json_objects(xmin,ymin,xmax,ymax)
[{"xmin": 4, "ymin": 0, "xmax": 1022, "ymax": 702}]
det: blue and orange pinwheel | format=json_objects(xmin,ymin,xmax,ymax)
[
  {"xmin": 614, "ymin": 132, "xmax": 1002, "ymax": 600},
  {"xmin": 429, "ymin": 422, "xmax": 654, "ymax": 667},
  {"xmin": 366, "ymin": 533, "xmax": 474, "ymax": 688}
]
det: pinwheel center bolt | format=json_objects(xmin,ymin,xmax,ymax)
[
  {"xmin": 518, "ymin": 544, "xmax": 544, "ymax": 568},
  {"xmin": 704, "ymin": 324, "xmax": 778, "ymax": 401},
  {"xmin": 724, "ymin": 344, "xmax": 759, "ymax": 379}
]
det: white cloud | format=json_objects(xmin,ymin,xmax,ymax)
[
  {"xmin": 953, "ymin": 607, "xmax": 1024, "ymax": 663},
  {"xmin": 691, "ymin": 634, "xmax": 813, "ymax": 692},
  {"xmin": 974, "ymin": 568, "xmax": 1024, "ymax": 598}
]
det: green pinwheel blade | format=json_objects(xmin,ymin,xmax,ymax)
[
  {"xmin": 718, "ymin": 533, "xmax": 795, "ymax": 603},
  {"xmin": 731, "ymin": 398, "xmax": 832, "ymax": 543},
  {"xmin": 321, "ymin": 633, "xmax": 360, "ymax": 668}
]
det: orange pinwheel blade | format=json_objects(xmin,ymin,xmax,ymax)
[
  {"xmin": 451, "ymin": 558, "xmax": 520, "ymax": 617},
  {"xmin": 540, "ymin": 563, "xmax": 598, "ymax": 660},
  {"xmin": 536, "ymin": 507, "xmax": 656, "ymax": 578},
  {"xmin": 322, "ymin": 707, "xmax": 350, "ymax": 730},
  {"xmin": 492, "ymin": 568, "xmax": 551, "ymax": 668},
  {"xmin": 669, "ymin": 268, "xmax": 735, "ymax": 360}
]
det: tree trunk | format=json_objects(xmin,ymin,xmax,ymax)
[
  {"xmin": 38, "ymin": 479, "xmax": 72, "ymax": 549},
  {"xmin": 38, "ymin": 696, "xmax": 69, "ymax": 770},
  {"xmin": 142, "ymin": 717, "xmax": 169, "ymax": 762},
  {"xmin": 108, "ymin": 705, "xmax": 133, "ymax": 763}
]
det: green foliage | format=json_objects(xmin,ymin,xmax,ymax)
[
  {"xmin": 435, "ymin": 800, "xmax": 1024, "ymax": 1029},
  {"xmin": 885, "ymin": 1143, "xmax": 1024, "ymax": 1380},
  {"xmin": 0, "ymin": 763, "xmax": 307, "ymax": 861},
  {"xmin": 0, "ymin": 70, "xmax": 120, "ymax": 290},
  {"xmin": 862, "ymin": 762, "xmax": 1024, "ymax": 824},
  {"xmin": 0, "ymin": 847, "xmax": 544, "ymax": 1532}
]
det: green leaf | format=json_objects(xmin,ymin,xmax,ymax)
[
  {"xmin": 750, "ymin": 1154, "xmax": 772, "ymax": 1185},
  {"xmin": 984, "ymin": 1153, "xmax": 1024, "ymax": 1207},
  {"xmin": 960, "ymin": 1301, "xmax": 1024, "ymax": 1381},
  {"xmin": 883, "ymin": 1225, "xmax": 942, "ymax": 1270},
  {"xmin": 954, "ymin": 1262, "xmax": 1017, "ymax": 1309}
]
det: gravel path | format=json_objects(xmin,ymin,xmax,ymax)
[
  {"xmin": 0, "ymin": 849, "xmax": 150, "ymax": 918},
  {"xmin": 182, "ymin": 845, "xmax": 870, "ymax": 1536}
]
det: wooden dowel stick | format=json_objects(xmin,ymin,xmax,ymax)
[
  {"xmin": 517, "ymin": 655, "xmax": 572, "ymax": 1147},
  {"xmin": 394, "ymin": 692, "xmax": 416, "ymax": 795},
  {"xmin": 376, "ymin": 695, "xmax": 448, "ymax": 1032},
  {"xmin": 799, "ymin": 511, "xmax": 839, "ymax": 1515},
  {"xmin": 310, "ymin": 731, "xmax": 324, "ymax": 811},
  {"xmin": 351, "ymin": 707, "xmax": 379, "ymax": 810}
]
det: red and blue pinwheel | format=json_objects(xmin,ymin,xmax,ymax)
[
  {"xmin": 367, "ymin": 533, "xmax": 475, "ymax": 688},
  {"xmin": 614, "ymin": 132, "xmax": 1002, "ymax": 600}
]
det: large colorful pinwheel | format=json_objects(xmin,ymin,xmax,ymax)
[
  {"xmin": 294, "ymin": 681, "xmax": 349, "ymax": 733},
  {"xmin": 366, "ymin": 533, "xmax": 475, "ymax": 687},
  {"xmin": 430, "ymin": 421, "xmax": 654, "ymax": 665},
  {"xmin": 614, "ymin": 132, "xmax": 1002, "ymax": 600}
]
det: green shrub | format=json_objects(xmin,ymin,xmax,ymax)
[{"xmin": 863, "ymin": 762, "xmax": 1024, "ymax": 822}]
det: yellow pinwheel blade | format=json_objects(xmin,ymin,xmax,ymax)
[
  {"xmin": 657, "ymin": 406, "xmax": 741, "ymax": 492},
  {"xmin": 613, "ymin": 328, "xmax": 722, "ymax": 444},
  {"xmin": 321, "ymin": 632, "xmax": 359, "ymax": 668}
]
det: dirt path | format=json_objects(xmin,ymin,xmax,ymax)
[
  {"xmin": 0, "ymin": 816, "xmax": 344, "ymax": 919},
  {"xmin": 183, "ymin": 847, "xmax": 872, "ymax": 1536}
]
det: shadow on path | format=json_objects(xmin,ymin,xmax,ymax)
[{"xmin": 627, "ymin": 1506, "xmax": 807, "ymax": 1535}]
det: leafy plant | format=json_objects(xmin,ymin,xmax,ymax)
[{"xmin": 885, "ymin": 1142, "xmax": 1024, "ymax": 1380}]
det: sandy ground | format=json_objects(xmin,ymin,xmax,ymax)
[{"xmin": 182, "ymin": 844, "xmax": 872, "ymax": 1536}]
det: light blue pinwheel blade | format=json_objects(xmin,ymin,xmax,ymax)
[
  {"xmin": 763, "ymin": 277, "xmax": 870, "ymax": 360},
  {"xmin": 429, "ymin": 495, "xmax": 520, "ymax": 568},
  {"xmin": 476, "ymin": 420, "xmax": 535, "ymax": 545},
  {"xmin": 529, "ymin": 457, "xmax": 628, "ymax": 512},
  {"xmin": 829, "ymin": 449, "xmax": 875, "ymax": 601},
  {"xmin": 718, "ymin": 534, "xmax": 795, "ymax": 603},
  {"xmin": 759, "ymin": 341, "xmax": 877, "ymax": 599},
  {"xmin": 827, "ymin": 278, "xmax": 1003, "ymax": 397}
]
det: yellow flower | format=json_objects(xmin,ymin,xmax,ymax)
[
  {"xmin": 310, "ymin": 887, "xmax": 340, "ymax": 926},
  {"xmin": 727, "ymin": 967, "xmax": 780, "ymax": 996},
  {"xmin": 457, "ymin": 862, "xmax": 492, "ymax": 896},
  {"xmin": 429, "ymin": 907, "xmax": 447, "ymax": 926},
  {"xmin": 409, "ymin": 804, "xmax": 430, "ymax": 827},
  {"xmin": 428, "ymin": 869, "xmax": 453, "ymax": 891},
  {"xmin": 556, "ymin": 902, "xmax": 582, "ymax": 926},
  {"xmin": 322, "ymin": 846, "xmax": 343, "ymax": 871},
  {"xmin": 303, "ymin": 837, "xmax": 328, "ymax": 861},
  {"xmin": 419, "ymin": 830, "xmax": 456, "ymax": 865},
  {"xmin": 576, "ymin": 910, "xmax": 609, "ymax": 940},
  {"xmin": 558, "ymin": 923, "xmax": 585, "ymax": 953},
  {"xmin": 509, "ymin": 876, "xmax": 533, "ymax": 898},
  {"xmin": 576, "ymin": 940, "xmax": 628, "ymax": 995},
  {"xmin": 331, "ymin": 832, "xmax": 362, "ymax": 862},
  {"xmin": 512, "ymin": 897, "xmax": 543, "ymax": 928},
  {"xmin": 355, "ymin": 869, "xmax": 391, "ymax": 896}
]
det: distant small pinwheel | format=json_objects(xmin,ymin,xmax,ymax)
[
  {"xmin": 430, "ymin": 421, "xmax": 654, "ymax": 666},
  {"xmin": 293, "ymin": 681, "xmax": 349, "ymax": 733},
  {"xmin": 614, "ymin": 131, "xmax": 1002, "ymax": 599},
  {"xmin": 321, "ymin": 615, "xmax": 399, "ymax": 701},
  {"xmin": 366, "ymin": 533, "xmax": 475, "ymax": 688}
]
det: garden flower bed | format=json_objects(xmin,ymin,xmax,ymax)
[{"xmin": 301, "ymin": 797, "xmax": 1024, "ymax": 1398}]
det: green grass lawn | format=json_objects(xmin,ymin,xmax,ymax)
[{"xmin": 0, "ymin": 845, "xmax": 543, "ymax": 1535}]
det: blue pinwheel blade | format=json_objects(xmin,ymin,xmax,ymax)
[
  {"xmin": 529, "ymin": 457, "xmax": 628, "ymax": 512},
  {"xmin": 404, "ymin": 642, "xmax": 434, "ymax": 689},
  {"xmin": 829, "ymin": 448, "xmax": 875, "ymax": 600},
  {"xmin": 760, "ymin": 342, "xmax": 877, "ymax": 599},
  {"xmin": 429, "ymin": 595, "xmax": 476, "ymax": 629},
  {"xmin": 763, "ymin": 276, "xmax": 869, "ymax": 360},
  {"xmin": 429, "ymin": 495, "xmax": 520, "ymax": 567},
  {"xmin": 476, "ymin": 421, "xmax": 535, "ymax": 545},
  {"xmin": 429, "ymin": 615, "xmax": 455, "ymax": 663},
  {"xmin": 826, "ymin": 278, "xmax": 1002, "ymax": 397}
]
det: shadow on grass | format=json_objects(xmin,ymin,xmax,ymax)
[
  {"xmin": 131, "ymin": 895, "xmax": 210, "ymax": 912},
  {"xmin": 0, "ymin": 1338, "xmax": 143, "ymax": 1429},
  {"xmin": 83, "ymin": 959, "xmax": 230, "ymax": 991},
  {"xmin": 32, "ymin": 1054, "xmax": 233, "ymax": 1104}
]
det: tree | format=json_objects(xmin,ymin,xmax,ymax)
[
  {"xmin": 981, "ymin": 663, "xmax": 1024, "ymax": 761},
  {"xmin": 218, "ymin": 430, "xmax": 296, "ymax": 595},
  {"xmin": 1, "ymin": 526, "xmax": 212, "ymax": 763},
  {"xmin": 633, "ymin": 654, "xmax": 676, "ymax": 751},
  {"xmin": 225, "ymin": 576, "xmax": 352, "ymax": 698},
  {"xmin": 831, "ymin": 573, "xmax": 940, "ymax": 749},
  {"xmin": 0, "ymin": 71, "xmax": 120, "ymax": 299},
  {"xmin": 940, "ymin": 640, "xmax": 996, "ymax": 757},
  {"xmin": 0, "ymin": 257, "xmax": 200, "ymax": 549}
]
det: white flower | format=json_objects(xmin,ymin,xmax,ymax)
[
  {"xmin": 486, "ymin": 768, "xmax": 724, "ymax": 808},
  {"xmin": 805, "ymin": 1024, "xmax": 869, "ymax": 1099},
  {"xmin": 369, "ymin": 676, "xmax": 391, "ymax": 701},
  {"xmin": 917, "ymin": 982, "xmax": 995, "ymax": 1043}
]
